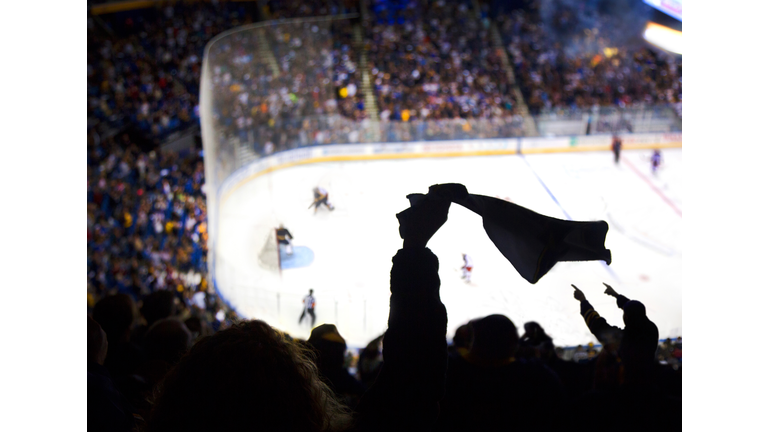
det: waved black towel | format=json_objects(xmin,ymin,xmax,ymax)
[{"xmin": 407, "ymin": 184, "xmax": 611, "ymax": 284}]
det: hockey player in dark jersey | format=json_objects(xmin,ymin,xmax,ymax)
[
  {"xmin": 310, "ymin": 187, "xmax": 335, "ymax": 213},
  {"xmin": 651, "ymin": 149, "xmax": 662, "ymax": 175},
  {"xmin": 276, "ymin": 224, "xmax": 293, "ymax": 255},
  {"xmin": 611, "ymin": 135, "xmax": 622, "ymax": 165}
]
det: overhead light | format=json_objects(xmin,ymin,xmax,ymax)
[{"xmin": 643, "ymin": 22, "xmax": 682, "ymax": 55}]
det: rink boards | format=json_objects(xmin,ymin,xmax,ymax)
[{"xmin": 212, "ymin": 133, "xmax": 682, "ymax": 347}]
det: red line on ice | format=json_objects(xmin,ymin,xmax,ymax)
[{"xmin": 621, "ymin": 156, "xmax": 682, "ymax": 217}]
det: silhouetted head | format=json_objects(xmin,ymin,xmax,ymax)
[
  {"xmin": 452, "ymin": 323, "xmax": 472, "ymax": 350},
  {"xmin": 147, "ymin": 320, "xmax": 351, "ymax": 432},
  {"xmin": 309, "ymin": 289, "xmax": 314, "ymax": 295},
  {"xmin": 363, "ymin": 334, "xmax": 384, "ymax": 356},
  {"xmin": 92, "ymin": 294, "xmax": 136, "ymax": 344},
  {"xmin": 523, "ymin": 321, "xmax": 543, "ymax": 339},
  {"xmin": 622, "ymin": 300, "xmax": 647, "ymax": 326},
  {"xmin": 141, "ymin": 290, "xmax": 177, "ymax": 327},
  {"xmin": 308, "ymin": 324, "xmax": 347, "ymax": 370},
  {"xmin": 184, "ymin": 315, "xmax": 210, "ymax": 342},
  {"xmin": 144, "ymin": 318, "xmax": 192, "ymax": 365},
  {"xmin": 469, "ymin": 314, "xmax": 519, "ymax": 362},
  {"xmin": 87, "ymin": 315, "xmax": 108, "ymax": 365},
  {"xmin": 521, "ymin": 321, "xmax": 553, "ymax": 355}
]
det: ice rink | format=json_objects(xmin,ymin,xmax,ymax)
[{"xmin": 214, "ymin": 148, "xmax": 682, "ymax": 348}]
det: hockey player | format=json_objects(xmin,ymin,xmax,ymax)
[
  {"xmin": 461, "ymin": 254, "xmax": 473, "ymax": 282},
  {"xmin": 299, "ymin": 289, "xmax": 316, "ymax": 326},
  {"xmin": 611, "ymin": 135, "xmax": 622, "ymax": 165},
  {"xmin": 310, "ymin": 187, "xmax": 335, "ymax": 213},
  {"xmin": 277, "ymin": 224, "xmax": 293, "ymax": 255},
  {"xmin": 651, "ymin": 149, "xmax": 662, "ymax": 175}
]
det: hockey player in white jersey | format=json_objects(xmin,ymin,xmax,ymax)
[{"xmin": 461, "ymin": 254, "xmax": 473, "ymax": 282}]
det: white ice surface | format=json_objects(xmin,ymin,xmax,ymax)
[{"xmin": 215, "ymin": 148, "xmax": 682, "ymax": 348}]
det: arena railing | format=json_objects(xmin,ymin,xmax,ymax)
[{"xmin": 536, "ymin": 104, "xmax": 682, "ymax": 137}]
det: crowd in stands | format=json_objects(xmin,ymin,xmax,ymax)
[
  {"xmin": 366, "ymin": 0, "xmax": 519, "ymax": 122},
  {"xmin": 88, "ymin": 0, "xmax": 680, "ymax": 158},
  {"xmin": 86, "ymin": 131, "xmax": 238, "ymax": 337},
  {"xmin": 87, "ymin": 2, "xmax": 256, "ymax": 144},
  {"xmin": 496, "ymin": 0, "xmax": 683, "ymax": 115},
  {"xmin": 264, "ymin": 0, "xmax": 360, "ymax": 20},
  {"xmin": 206, "ymin": 16, "xmax": 366, "ymax": 154},
  {"xmin": 88, "ymin": 184, "xmax": 681, "ymax": 431}
]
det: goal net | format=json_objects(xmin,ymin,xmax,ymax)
[{"xmin": 258, "ymin": 228, "xmax": 281, "ymax": 273}]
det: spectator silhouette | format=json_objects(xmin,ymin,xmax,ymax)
[
  {"xmin": 145, "ymin": 320, "xmax": 352, "ymax": 432},
  {"xmin": 518, "ymin": 320, "xmax": 593, "ymax": 398},
  {"xmin": 519, "ymin": 321, "xmax": 554, "ymax": 361},
  {"xmin": 88, "ymin": 316, "xmax": 140, "ymax": 432},
  {"xmin": 449, "ymin": 323, "xmax": 472, "ymax": 355},
  {"xmin": 572, "ymin": 283, "xmax": 659, "ymax": 386},
  {"xmin": 308, "ymin": 324, "xmax": 365, "ymax": 408},
  {"xmin": 88, "ymin": 316, "xmax": 108, "ymax": 366},
  {"xmin": 92, "ymin": 294, "xmax": 145, "ymax": 379},
  {"xmin": 354, "ymin": 184, "xmax": 452, "ymax": 430},
  {"xmin": 573, "ymin": 285, "xmax": 680, "ymax": 430},
  {"xmin": 139, "ymin": 318, "xmax": 193, "ymax": 391},
  {"xmin": 134, "ymin": 290, "xmax": 178, "ymax": 345},
  {"xmin": 590, "ymin": 327, "xmax": 625, "ymax": 393},
  {"xmin": 357, "ymin": 334, "xmax": 384, "ymax": 391},
  {"xmin": 654, "ymin": 338, "xmax": 682, "ymax": 399},
  {"xmin": 141, "ymin": 290, "xmax": 177, "ymax": 327},
  {"xmin": 435, "ymin": 314, "xmax": 567, "ymax": 431},
  {"xmin": 184, "ymin": 314, "xmax": 212, "ymax": 343},
  {"xmin": 574, "ymin": 326, "xmax": 681, "ymax": 432}
]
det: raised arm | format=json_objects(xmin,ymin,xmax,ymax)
[
  {"xmin": 603, "ymin": 282, "xmax": 631, "ymax": 309},
  {"xmin": 572, "ymin": 284, "xmax": 623, "ymax": 345},
  {"xmin": 354, "ymin": 186, "xmax": 452, "ymax": 431}
]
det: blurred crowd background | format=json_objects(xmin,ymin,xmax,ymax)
[{"xmin": 88, "ymin": 0, "xmax": 681, "ymax": 149}]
